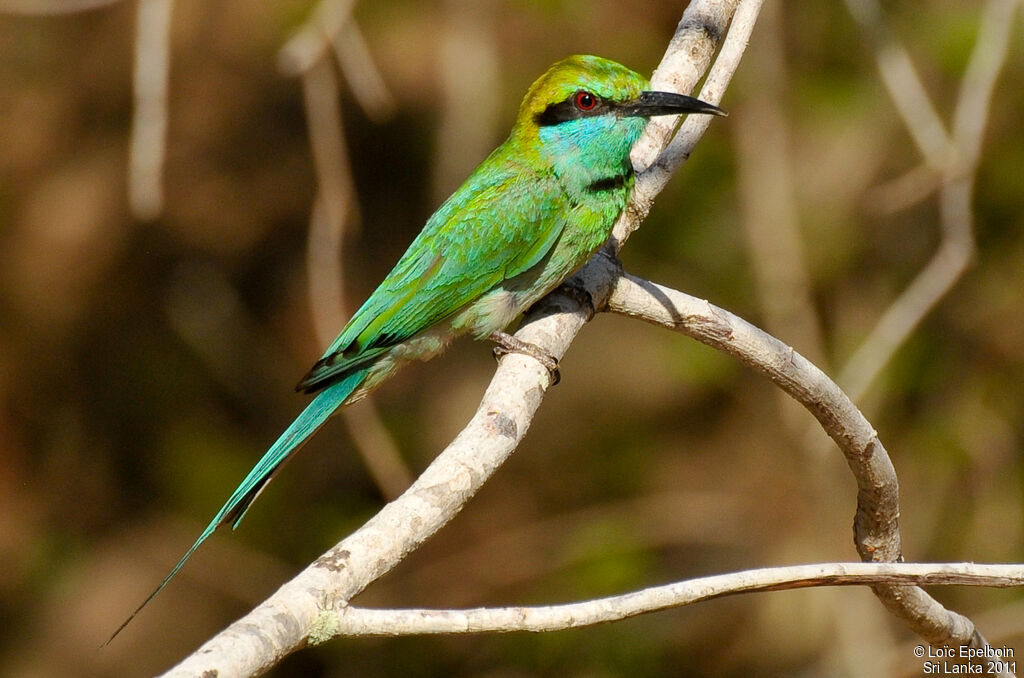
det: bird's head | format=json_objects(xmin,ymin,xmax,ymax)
[{"xmin": 513, "ymin": 55, "xmax": 725, "ymax": 183}]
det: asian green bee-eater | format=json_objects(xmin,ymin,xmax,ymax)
[{"xmin": 109, "ymin": 54, "xmax": 725, "ymax": 641}]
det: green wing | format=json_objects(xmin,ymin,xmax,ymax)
[{"xmin": 297, "ymin": 157, "xmax": 566, "ymax": 392}]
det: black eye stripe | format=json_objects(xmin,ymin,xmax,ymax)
[{"xmin": 535, "ymin": 92, "xmax": 610, "ymax": 126}]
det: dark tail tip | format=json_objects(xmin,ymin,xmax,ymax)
[{"xmin": 102, "ymin": 588, "xmax": 155, "ymax": 647}]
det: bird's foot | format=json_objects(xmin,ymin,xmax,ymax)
[
  {"xmin": 557, "ymin": 277, "xmax": 596, "ymax": 320},
  {"xmin": 489, "ymin": 331, "xmax": 561, "ymax": 385}
]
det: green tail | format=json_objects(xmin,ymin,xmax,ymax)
[{"xmin": 105, "ymin": 370, "xmax": 367, "ymax": 644}]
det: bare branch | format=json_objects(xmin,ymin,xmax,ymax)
[
  {"xmin": 128, "ymin": 0, "xmax": 173, "ymax": 220},
  {"xmin": 0, "ymin": 0, "xmax": 124, "ymax": 14},
  {"xmin": 278, "ymin": 0, "xmax": 357, "ymax": 77},
  {"xmin": 608, "ymin": 273, "xmax": 898, "ymax": 552},
  {"xmin": 837, "ymin": 0, "xmax": 1018, "ymax": 402},
  {"xmin": 842, "ymin": 0, "xmax": 951, "ymax": 166},
  {"xmin": 950, "ymin": 0, "xmax": 1018, "ymax": 174},
  {"xmin": 868, "ymin": 162, "xmax": 944, "ymax": 215},
  {"xmin": 160, "ymin": 294, "xmax": 572, "ymax": 676},
  {"xmin": 606, "ymin": 272, "xmax": 1005, "ymax": 660},
  {"xmin": 300, "ymin": 60, "xmax": 357, "ymax": 248},
  {"xmin": 332, "ymin": 20, "xmax": 396, "ymax": 122},
  {"xmin": 159, "ymin": 1, "xmax": 1015, "ymax": 673},
  {"xmin": 324, "ymin": 562, "xmax": 1024, "ymax": 637}
]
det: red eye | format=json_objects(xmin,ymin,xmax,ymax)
[{"xmin": 574, "ymin": 91, "xmax": 598, "ymax": 110}]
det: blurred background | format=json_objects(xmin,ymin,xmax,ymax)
[{"xmin": 1, "ymin": 0, "xmax": 1022, "ymax": 676}]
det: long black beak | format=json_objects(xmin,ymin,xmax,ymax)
[{"xmin": 618, "ymin": 90, "xmax": 727, "ymax": 118}]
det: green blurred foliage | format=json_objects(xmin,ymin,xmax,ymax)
[{"xmin": 0, "ymin": 1, "xmax": 1022, "ymax": 676}]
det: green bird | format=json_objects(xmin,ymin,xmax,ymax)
[{"xmin": 109, "ymin": 54, "xmax": 725, "ymax": 641}]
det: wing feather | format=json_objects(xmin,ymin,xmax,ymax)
[{"xmin": 297, "ymin": 156, "xmax": 565, "ymax": 392}]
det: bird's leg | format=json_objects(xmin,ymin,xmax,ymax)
[{"xmin": 489, "ymin": 331, "xmax": 561, "ymax": 385}]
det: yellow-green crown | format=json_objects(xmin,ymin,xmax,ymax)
[{"xmin": 514, "ymin": 55, "xmax": 649, "ymax": 134}]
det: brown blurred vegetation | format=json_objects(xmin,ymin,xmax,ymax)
[{"xmin": 1, "ymin": 1, "xmax": 1023, "ymax": 676}]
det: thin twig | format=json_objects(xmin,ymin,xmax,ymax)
[
  {"xmin": 837, "ymin": 0, "xmax": 1017, "ymax": 403},
  {"xmin": 281, "ymin": 0, "xmax": 394, "ymax": 119},
  {"xmin": 0, "ymin": 0, "xmax": 124, "ymax": 13},
  {"xmin": 842, "ymin": 0, "xmax": 951, "ymax": 166},
  {"xmin": 300, "ymin": 60, "xmax": 356, "ymax": 246},
  {"xmin": 333, "ymin": 20, "xmax": 396, "ymax": 121},
  {"xmin": 278, "ymin": 0, "xmax": 357, "ymax": 77},
  {"xmin": 324, "ymin": 562, "xmax": 1024, "ymax": 637},
  {"xmin": 129, "ymin": 0, "xmax": 173, "ymax": 220}
]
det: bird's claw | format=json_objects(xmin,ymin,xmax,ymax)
[{"xmin": 489, "ymin": 331, "xmax": 561, "ymax": 385}]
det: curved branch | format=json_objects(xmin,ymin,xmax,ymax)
[
  {"xmin": 606, "ymin": 272, "xmax": 1004, "ymax": 658},
  {"xmin": 608, "ymin": 272, "xmax": 900, "ymax": 555}
]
